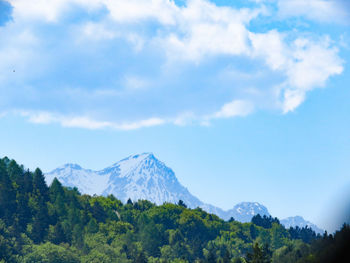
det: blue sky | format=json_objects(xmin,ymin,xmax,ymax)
[{"xmin": 0, "ymin": 0, "xmax": 349, "ymax": 232}]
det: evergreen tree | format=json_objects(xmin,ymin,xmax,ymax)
[
  {"xmin": 92, "ymin": 201, "xmax": 107, "ymax": 222},
  {"xmin": 222, "ymin": 248, "xmax": 231, "ymax": 263},
  {"xmin": 49, "ymin": 178, "xmax": 65, "ymax": 203},
  {"xmin": 0, "ymin": 160, "xmax": 16, "ymax": 225},
  {"xmin": 48, "ymin": 222, "xmax": 66, "ymax": 245},
  {"xmin": 33, "ymin": 168, "xmax": 49, "ymax": 202},
  {"xmin": 178, "ymin": 200, "xmax": 187, "ymax": 208},
  {"xmin": 246, "ymin": 243, "xmax": 271, "ymax": 263},
  {"xmin": 249, "ymin": 224, "xmax": 258, "ymax": 240},
  {"xmin": 86, "ymin": 219, "xmax": 99, "ymax": 234},
  {"xmin": 206, "ymin": 249, "xmax": 217, "ymax": 263},
  {"xmin": 7, "ymin": 160, "xmax": 23, "ymax": 188},
  {"xmin": 135, "ymin": 251, "xmax": 148, "ymax": 263},
  {"xmin": 15, "ymin": 193, "xmax": 31, "ymax": 233},
  {"xmin": 31, "ymin": 196, "xmax": 50, "ymax": 243}
]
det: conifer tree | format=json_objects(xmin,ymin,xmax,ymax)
[
  {"xmin": 92, "ymin": 201, "xmax": 106, "ymax": 222},
  {"xmin": 49, "ymin": 178, "xmax": 65, "ymax": 203},
  {"xmin": 0, "ymin": 160, "xmax": 16, "ymax": 225},
  {"xmin": 33, "ymin": 168, "xmax": 49, "ymax": 202},
  {"xmin": 31, "ymin": 196, "xmax": 50, "ymax": 243},
  {"xmin": 49, "ymin": 222, "xmax": 66, "ymax": 245}
]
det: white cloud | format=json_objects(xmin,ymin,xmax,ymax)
[
  {"xmin": 160, "ymin": 0, "xmax": 263, "ymax": 62},
  {"xmin": 116, "ymin": 117, "xmax": 166, "ymax": 130},
  {"xmin": 20, "ymin": 111, "xmax": 166, "ymax": 130},
  {"xmin": 282, "ymin": 89, "xmax": 305, "ymax": 113},
  {"xmin": 213, "ymin": 100, "xmax": 254, "ymax": 119},
  {"xmin": 249, "ymin": 31, "xmax": 344, "ymax": 112},
  {"xmin": 0, "ymin": 0, "xmax": 345, "ymax": 129},
  {"xmin": 104, "ymin": 0, "xmax": 179, "ymax": 25},
  {"xmin": 277, "ymin": 0, "xmax": 350, "ymax": 24},
  {"xmin": 80, "ymin": 22, "xmax": 116, "ymax": 41},
  {"xmin": 249, "ymin": 30, "xmax": 288, "ymax": 71},
  {"xmin": 281, "ymin": 39, "xmax": 343, "ymax": 112},
  {"xmin": 10, "ymin": 0, "xmax": 102, "ymax": 22},
  {"xmin": 10, "ymin": 0, "xmax": 179, "ymax": 24},
  {"xmin": 288, "ymin": 38, "xmax": 343, "ymax": 90},
  {"xmin": 11, "ymin": 0, "xmax": 261, "ymax": 61},
  {"xmin": 17, "ymin": 99, "xmax": 255, "ymax": 130},
  {"xmin": 164, "ymin": 21, "xmax": 250, "ymax": 62}
]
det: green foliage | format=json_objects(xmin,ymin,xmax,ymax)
[
  {"xmin": 251, "ymin": 215, "xmax": 280, "ymax": 229},
  {"xmin": 0, "ymin": 157, "xmax": 346, "ymax": 263},
  {"xmin": 245, "ymin": 243, "xmax": 272, "ymax": 263},
  {"xmin": 288, "ymin": 226, "xmax": 317, "ymax": 244},
  {"xmin": 23, "ymin": 242, "xmax": 79, "ymax": 263}
]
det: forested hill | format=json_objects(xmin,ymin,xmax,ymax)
[{"xmin": 0, "ymin": 157, "xmax": 349, "ymax": 263}]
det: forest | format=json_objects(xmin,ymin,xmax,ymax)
[{"xmin": 0, "ymin": 156, "xmax": 349, "ymax": 263}]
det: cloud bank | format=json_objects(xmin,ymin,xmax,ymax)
[{"xmin": 0, "ymin": 0, "xmax": 345, "ymax": 130}]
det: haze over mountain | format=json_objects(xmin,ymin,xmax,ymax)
[{"xmin": 46, "ymin": 153, "xmax": 322, "ymax": 232}]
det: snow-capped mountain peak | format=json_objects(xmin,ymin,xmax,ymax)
[
  {"xmin": 53, "ymin": 163, "xmax": 83, "ymax": 171},
  {"xmin": 225, "ymin": 202, "xmax": 271, "ymax": 222},
  {"xmin": 111, "ymin": 152, "xmax": 171, "ymax": 180},
  {"xmin": 46, "ymin": 153, "xmax": 200, "ymax": 207},
  {"xmin": 45, "ymin": 153, "xmax": 323, "ymax": 233}
]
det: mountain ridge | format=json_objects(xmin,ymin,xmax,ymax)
[
  {"xmin": 281, "ymin": 216, "xmax": 324, "ymax": 234},
  {"xmin": 45, "ymin": 152, "xmax": 322, "ymax": 232}
]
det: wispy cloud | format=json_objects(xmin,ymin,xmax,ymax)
[
  {"xmin": 20, "ymin": 111, "xmax": 166, "ymax": 130},
  {"xmin": 17, "ymin": 99, "xmax": 254, "ymax": 130},
  {"xmin": 250, "ymin": 32, "xmax": 344, "ymax": 112},
  {"xmin": 277, "ymin": 0, "xmax": 350, "ymax": 25},
  {"xmin": 212, "ymin": 100, "xmax": 254, "ymax": 119}
]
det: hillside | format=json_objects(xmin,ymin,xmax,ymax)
[{"xmin": 0, "ymin": 156, "xmax": 347, "ymax": 263}]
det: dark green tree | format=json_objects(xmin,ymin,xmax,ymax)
[
  {"xmin": 0, "ymin": 160, "xmax": 16, "ymax": 225},
  {"xmin": 135, "ymin": 251, "xmax": 148, "ymax": 263},
  {"xmin": 178, "ymin": 200, "xmax": 187, "ymax": 208},
  {"xmin": 246, "ymin": 243, "xmax": 271, "ymax": 263},
  {"xmin": 92, "ymin": 201, "xmax": 107, "ymax": 222},
  {"xmin": 49, "ymin": 178, "xmax": 65, "ymax": 203},
  {"xmin": 33, "ymin": 168, "xmax": 49, "ymax": 202},
  {"xmin": 206, "ymin": 249, "xmax": 217, "ymax": 263},
  {"xmin": 31, "ymin": 196, "xmax": 50, "ymax": 243},
  {"xmin": 49, "ymin": 222, "xmax": 66, "ymax": 245}
]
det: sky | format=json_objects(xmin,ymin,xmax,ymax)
[{"xmin": 0, "ymin": 0, "xmax": 349, "ymax": 232}]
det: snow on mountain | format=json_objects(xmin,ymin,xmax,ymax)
[
  {"xmin": 100, "ymin": 153, "xmax": 203, "ymax": 207},
  {"xmin": 46, "ymin": 153, "xmax": 203, "ymax": 208},
  {"xmin": 281, "ymin": 216, "xmax": 324, "ymax": 234},
  {"xmin": 45, "ymin": 164, "xmax": 109, "ymax": 195},
  {"xmin": 224, "ymin": 202, "xmax": 271, "ymax": 222},
  {"xmin": 46, "ymin": 153, "xmax": 322, "ymax": 233}
]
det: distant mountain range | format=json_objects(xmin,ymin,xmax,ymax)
[
  {"xmin": 281, "ymin": 216, "xmax": 324, "ymax": 234},
  {"xmin": 45, "ymin": 153, "xmax": 323, "ymax": 233}
]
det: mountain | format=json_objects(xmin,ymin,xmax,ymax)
[
  {"xmin": 225, "ymin": 202, "xmax": 270, "ymax": 222},
  {"xmin": 46, "ymin": 153, "xmax": 322, "ymax": 232},
  {"xmin": 46, "ymin": 163, "xmax": 107, "ymax": 195},
  {"xmin": 281, "ymin": 216, "xmax": 324, "ymax": 234},
  {"xmin": 46, "ymin": 153, "xmax": 204, "ymax": 208}
]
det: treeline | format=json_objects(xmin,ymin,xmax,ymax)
[{"xmin": 0, "ymin": 157, "xmax": 348, "ymax": 262}]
